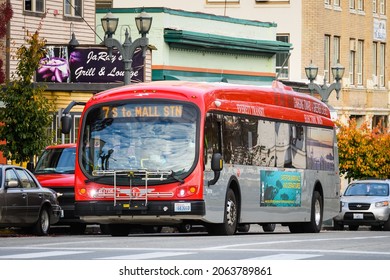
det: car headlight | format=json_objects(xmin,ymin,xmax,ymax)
[{"xmin": 375, "ymin": 201, "xmax": 389, "ymax": 207}]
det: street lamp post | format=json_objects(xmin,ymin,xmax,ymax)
[
  {"xmin": 305, "ymin": 61, "xmax": 345, "ymax": 104},
  {"xmin": 101, "ymin": 11, "xmax": 152, "ymax": 85}
]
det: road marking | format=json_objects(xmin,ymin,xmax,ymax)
[
  {"xmin": 98, "ymin": 251, "xmax": 194, "ymax": 260},
  {"xmin": 0, "ymin": 250, "xmax": 90, "ymax": 259},
  {"xmin": 246, "ymin": 253, "xmax": 321, "ymax": 260}
]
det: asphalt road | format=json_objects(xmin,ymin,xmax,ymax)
[{"xmin": 1, "ymin": 224, "xmax": 390, "ymax": 260}]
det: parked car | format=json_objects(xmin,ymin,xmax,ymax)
[
  {"xmin": 33, "ymin": 143, "xmax": 89, "ymax": 234},
  {"xmin": 0, "ymin": 164, "xmax": 62, "ymax": 235},
  {"xmin": 333, "ymin": 179, "xmax": 390, "ymax": 231}
]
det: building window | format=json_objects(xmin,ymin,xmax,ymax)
[
  {"xmin": 333, "ymin": 36, "xmax": 340, "ymax": 66},
  {"xmin": 357, "ymin": 40, "xmax": 363, "ymax": 85},
  {"xmin": 324, "ymin": 0, "xmax": 330, "ymax": 5},
  {"xmin": 324, "ymin": 35, "xmax": 330, "ymax": 82},
  {"xmin": 334, "ymin": 0, "xmax": 340, "ymax": 6},
  {"xmin": 276, "ymin": 34, "xmax": 289, "ymax": 79},
  {"xmin": 357, "ymin": 0, "xmax": 364, "ymax": 11},
  {"xmin": 379, "ymin": 0, "xmax": 386, "ymax": 14},
  {"xmin": 24, "ymin": 0, "xmax": 44, "ymax": 13},
  {"xmin": 373, "ymin": 42, "xmax": 378, "ymax": 85},
  {"xmin": 373, "ymin": 0, "xmax": 377, "ymax": 13},
  {"xmin": 372, "ymin": 115, "xmax": 388, "ymax": 131},
  {"xmin": 379, "ymin": 43, "xmax": 385, "ymax": 87},
  {"xmin": 349, "ymin": 40, "xmax": 356, "ymax": 85},
  {"xmin": 349, "ymin": 0, "xmax": 355, "ymax": 9},
  {"xmin": 64, "ymin": 0, "xmax": 82, "ymax": 17}
]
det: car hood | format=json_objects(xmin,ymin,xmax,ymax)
[
  {"xmin": 35, "ymin": 174, "xmax": 74, "ymax": 187},
  {"xmin": 341, "ymin": 195, "xmax": 390, "ymax": 203}
]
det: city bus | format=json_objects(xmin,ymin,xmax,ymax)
[{"xmin": 61, "ymin": 80, "xmax": 340, "ymax": 236}]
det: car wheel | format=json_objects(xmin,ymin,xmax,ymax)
[
  {"xmin": 383, "ymin": 218, "xmax": 390, "ymax": 231},
  {"xmin": 262, "ymin": 223, "xmax": 276, "ymax": 232},
  {"xmin": 32, "ymin": 207, "xmax": 50, "ymax": 236},
  {"xmin": 348, "ymin": 225, "xmax": 359, "ymax": 231}
]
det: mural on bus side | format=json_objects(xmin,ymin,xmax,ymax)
[{"xmin": 260, "ymin": 170, "xmax": 302, "ymax": 207}]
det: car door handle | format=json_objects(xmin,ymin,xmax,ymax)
[{"xmin": 21, "ymin": 193, "xmax": 27, "ymax": 199}]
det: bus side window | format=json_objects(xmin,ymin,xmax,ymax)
[{"xmin": 204, "ymin": 113, "xmax": 221, "ymax": 170}]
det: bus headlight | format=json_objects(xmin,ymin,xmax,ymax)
[{"xmin": 176, "ymin": 186, "xmax": 198, "ymax": 198}]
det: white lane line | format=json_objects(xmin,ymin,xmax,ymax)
[
  {"xmin": 0, "ymin": 250, "xmax": 90, "ymax": 259},
  {"xmin": 98, "ymin": 251, "xmax": 194, "ymax": 260},
  {"xmin": 246, "ymin": 253, "xmax": 322, "ymax": 260}
]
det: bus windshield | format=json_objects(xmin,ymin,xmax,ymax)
[{"xmin": 80, "ymin": 101, "xmax": 198, "ymax": 181}]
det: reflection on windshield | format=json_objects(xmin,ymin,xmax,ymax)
[
  {"xmin": 81, "ymin": 102, "xmax": 198, "ymax": 179},
  {"xmin": 345, "ymin": 183, "xmax": 389, "ymax": 196}
]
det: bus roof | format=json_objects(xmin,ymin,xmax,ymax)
[{"xmin": 89, "ymin": 81, "xmax": 334, "ymax": 127}]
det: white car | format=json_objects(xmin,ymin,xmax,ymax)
[{"xmin": 333, "ymin": 179, "xmax": 390, "ymax": 231}]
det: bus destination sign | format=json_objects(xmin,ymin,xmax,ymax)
[{"xmin": 101, "ymin": 104, "xmax": 183, "ymax": 118}]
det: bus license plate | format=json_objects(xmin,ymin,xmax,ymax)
[
  {"xmin": 175, "ymin": 203, "xmax": 191, "ymax": 212},
  {"xmin": 353, "ymin": 213, "xmax": 364, "ymax": 219}
]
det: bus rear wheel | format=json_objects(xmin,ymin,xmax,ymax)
[
  {"xmin": 208, "ymin": 189, "xmax": 238, "ymax": 235},
  {"xmin": 303, "ymin": 191, "xmax": 323, "ymax": 233}
]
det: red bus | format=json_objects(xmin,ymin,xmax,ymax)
[{"xmin": 61, "ymin": 81, "xmax": 340, "ymax": 236}]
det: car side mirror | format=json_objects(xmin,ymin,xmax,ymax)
[
  {"xmin": 208, "ymin": 153, "xmax": 223, "ymax": 186},
  {"xmin": 5, "ymin": 180, "xmax": 19, "ymax": 188}
]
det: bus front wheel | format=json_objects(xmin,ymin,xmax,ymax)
[{"xmin": 208, "ymin": 188, "xmax": 238, "ymax": 235}]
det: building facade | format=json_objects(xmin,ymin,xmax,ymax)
[
  {"xmin": 96, "ymin": 7, "xmax": 291, "ymax": 85},
  {"xmin": 112, "ymin": 0, "xmax": 390, "ymax": 129}
]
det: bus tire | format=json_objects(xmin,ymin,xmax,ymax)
[
  {"xmin": 303, "ymin": 191, "xmax": 323, "ymax": 233},
  {"xmin": 262, "ymin": 223, "xmax": 276, "ymax": 232},
  {"xmin": 208, "ymin": 188, "xmax": 238, "ymax": 235},
  {"xmin": 237, "ymin": 224, "xmax": 250, "ymax": 233},
  {"xmin": 109, "ymin": 224, "xmax": 130, "ymax": 236}
]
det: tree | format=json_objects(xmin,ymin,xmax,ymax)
[
  {"xmin": 0, "ymin": 2, "xmax": 13, "ymax": 84},
  {"xmin": 337, "ymin": 118, "xmax": 390, "ymax": 180},
  {"xmin": 0, "ymin": 30, "xmax": 55, "ymax": 166}
]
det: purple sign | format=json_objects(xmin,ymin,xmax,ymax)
[{"xmin": 36, "ymin": 45, "xmax": 145, "ymax": 83}]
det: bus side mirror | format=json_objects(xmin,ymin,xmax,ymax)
[
  {"xmin": 208, "ymin": 153, "xmax": 223, "ymax": 186},
  {"xmin": 61, "ymin": 115, "xmax": 72, "ymax": 134}
]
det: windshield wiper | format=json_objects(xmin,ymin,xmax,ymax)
[{"xmin": 168, "ymin": 170, "xmax": 185, "ymax": 184}]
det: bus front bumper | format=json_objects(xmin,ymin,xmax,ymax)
[{"xmin": 75, "ymin": 200, "xmax": 205, "ymax": 223}]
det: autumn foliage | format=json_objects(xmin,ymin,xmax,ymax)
[
  {"xmin": 0, "ymin": 2, "xmax": 13, "ymax": 84},
  {"xmin": 337, "ymin": 119, "xmax": 390, "ymax": 180}
]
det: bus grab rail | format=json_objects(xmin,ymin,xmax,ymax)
[{"xmin": 91, "ymin": 169, "xmax": 173, "ymax": 206}]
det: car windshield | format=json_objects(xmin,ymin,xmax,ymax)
[
  {"xmin": 35, "ymin": 147, "xmax": 76, "ymax": 174},
  {"xmin": 344, "ymin": 182, "xmax": 389, "ymax": 196},
  {"xmin": 80, "ymin": 101, "xmax": 198, "ymax": 183}
]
